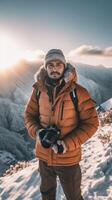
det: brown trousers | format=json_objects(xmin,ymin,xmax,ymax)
[{"xmin": 39, "ymin": 160, "xmax": 84, "ymax": 200}]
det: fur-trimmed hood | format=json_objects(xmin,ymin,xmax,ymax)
[{"xmin": 33, "ymin": 63, "xmax": 77, "ymax": 90}]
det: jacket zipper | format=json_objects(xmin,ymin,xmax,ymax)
[{"xmin": 60, "ymin": 102, "xmax": 64, "ymax": 120}]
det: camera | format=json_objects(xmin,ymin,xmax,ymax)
[{"xmin": 39, "ymin": 125, "xmax": 60, "ymax": 148}]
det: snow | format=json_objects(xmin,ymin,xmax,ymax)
[
  {"xmin": 0, "ymin": 159, "xmax": 64, "ymax": 200},
  {"xmin": 81, "ymin": 129, "xmax": 112, "ymax": 200},
  {"xmin": 0, "ymin": 122, "xmax": 112, "ymax": 200}
]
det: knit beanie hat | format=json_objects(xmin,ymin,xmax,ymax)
[{"xmin": 44, "ymin": 49, "xmax": 66, "ymax": 68}]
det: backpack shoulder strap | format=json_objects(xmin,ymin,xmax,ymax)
[
  {"xmin": 70, "ymin": 88, "xmax": 80, "ymax": 120},
  {"xmin": 32, "ymin": 83, "xmax": 41, "ymax": 102},
  {"xmin": 35, "ymin": 89, "xmax": 41, "ymax": 101}
]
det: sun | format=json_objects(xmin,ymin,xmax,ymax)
[{"xmin": 0, "ymin": 33, "xmax": 23, "ymax": 70}]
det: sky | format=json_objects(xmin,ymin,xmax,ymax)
[{"xmin": 0, "ymin": 0, "xmax": 112, "ymax": 67}]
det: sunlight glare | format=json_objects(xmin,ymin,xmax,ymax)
[
  {"xmin": 23, "ymin": 50, "xmax": 45, "ymax": 62},
  {"xmin": 0, "ymin": 33, "xmax": 23, "ymax": 70}
]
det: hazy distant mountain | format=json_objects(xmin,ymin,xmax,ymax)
[
  {"xmin": 75, "ymin": 63, "xmax": 112, "ymax": 88},
  {"xmin": 0, "ymin": 60, "xmax": 41, "ymax": 99},
  {"xmin": 73, "ymin": 62, "xmax": 112, "ymax": 105}
]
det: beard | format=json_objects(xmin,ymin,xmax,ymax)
[{"xmin": 47, "ymin": 73, "xmax": 64, "ymax": 87}]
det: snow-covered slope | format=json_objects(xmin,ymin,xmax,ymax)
[
  {"xmin": 0, "ymin": 159, "xmax": 65, "ymax": 200},
  {"xmin": 97, "ymin": 98, "xmax": 112, "ymax": 113},
  {"xmin": 81, "ymin": 129, "xmax": 112, "ymax": 200},
  {"xmin": 0, "ymin": 97, "xmax": 35, "ymax": 176},
  {"xmin": 0, "ymin": 110, "xmax": 112, "ymax": 200}
]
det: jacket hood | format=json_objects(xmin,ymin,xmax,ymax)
[{"xmin": 33, "ymin": 63, "xmax": 77, "ymax": 90}]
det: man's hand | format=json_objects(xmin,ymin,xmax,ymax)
[
  {"xmin": 36, "ymin": 129, "xmax": 46, "ymax": 144},
  {"xmin": 52, "ymin": 140, "xmax": 67, "ymax": 154}
]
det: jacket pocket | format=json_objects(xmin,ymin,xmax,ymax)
[{"xmin": 60, "ymin": 102, "xmax": 64, "ymax": 120}]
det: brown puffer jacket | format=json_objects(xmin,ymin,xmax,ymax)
[{"xmin": 24, "ymin": 63, "xmax": 99, "ymax": 166}]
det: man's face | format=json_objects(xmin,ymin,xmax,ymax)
[{"xmin": 46, "ymin": 60, "xmax": 65, "ymax": 80}]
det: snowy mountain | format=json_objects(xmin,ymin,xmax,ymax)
[
  {"xmin": 0, "ymin": 110, "xmax": 112, "ymax": 200},
  {"xmin": 0, "ymin": 61, "xmax": 112, "ymax": 189}
]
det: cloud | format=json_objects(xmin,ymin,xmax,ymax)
[
  {"xmin": 105, "ymin": 47, "xmax": 112, "ymax": 57},
  {"xmin": 68, "ymin": 45, "xmax": 112, "ymax": 57}
]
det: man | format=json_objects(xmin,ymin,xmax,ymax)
[{"xmin": 24, "ymin": 49, "xmax": 99, "ymax": 200}]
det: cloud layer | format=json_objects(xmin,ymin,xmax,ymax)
[{"xmin": 68, "ymin": 45, "xmax": 112, "ymax": 57}]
